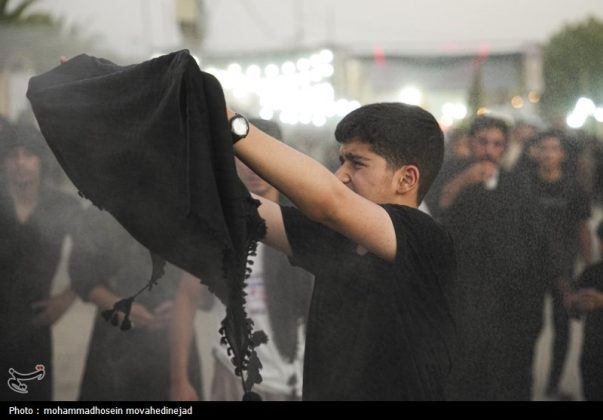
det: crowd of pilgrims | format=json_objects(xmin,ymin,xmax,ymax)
[{"xmin": 1, "ymin": 113, "xmax": 603, "ymax": 401}]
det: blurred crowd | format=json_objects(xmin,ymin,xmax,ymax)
[{"xmin": 1, "ymin": 111, "xmax": 603, "ymax": 401}]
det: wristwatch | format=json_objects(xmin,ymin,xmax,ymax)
[{"xmin": 229, "ymin": 113, "xmax": 250, "ymax": 144}]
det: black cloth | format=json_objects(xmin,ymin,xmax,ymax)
[
  {"xmin": 26, "ymin": 51, "xmax": 267, "ymax": 391},
  {"xmin": 575, "ymin": 262, "xmax": 603, "ymax": 401},
  {"xmin": 0, "ymin": 187, "xmax": 80, "ymax": 401},
  {"xmin": 69, "ymin": 206, "xmax": 202, "ymax": 401},
  {"xmin": 26, "ymin": 50, "xmax": 261, "ymax": 305},
  {"xmin": 441, "ymin": 169, "xmax": 552, "ymax": 400},
  {"xmin": 281, "ymin": 205, "xmax": 456, "ymax": 401}
]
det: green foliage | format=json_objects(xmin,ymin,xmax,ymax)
[
  {"xmin": 0, "ymin": 0, "xmax": 55, "ymax": 25},
  {"xmin": 0, "ymin": 0, "xmax": 105, "ymax": 72},
  {"xmin": 542, "ymin": 17, "xmax": 603, "ymax": 118}
]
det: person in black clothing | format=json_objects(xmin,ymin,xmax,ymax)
[
  {"xmin": 530, "ymin": 130, "xmax": 592, "ymax": 400},
  {"xmin": 572, "ymin": 221, "xmax": 603, "ymax": 401},
  {"xmin": 0, "ymin": 123, "xmax": 80, "ymax": 401},
  {"xmin": 69, "ymin": 206, "xmax": 203, "ymax": 401},
  {"xmin": 227, "ymin": 103, "xmax": 456, "ymax": 400},
  {"xmin": 438, "ymin": 116, "xmax": 552, "ymax": 401}
]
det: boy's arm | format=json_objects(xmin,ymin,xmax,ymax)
[{"xmin": 232, "ymin": 113, "xmax": 397, "ymax": 263}]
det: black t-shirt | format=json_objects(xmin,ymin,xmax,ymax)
[
  {"xmin": 281, "ymin": 204, "xmax": 456, "ymax": 401},
  {"xmin": 531, "ymin": 175, "xmax": 590, "ymax": 272},
  {"xmin": 575, "ymin": 262, "xmax": 603, "ymax": 360}
]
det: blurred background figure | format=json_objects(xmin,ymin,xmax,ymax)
[
  {"xmin": 444, "ymin": 127, "xmax": 472, "ymax": 163},
  {"xmin": 0, "ymin": 122, "xmax": 80, "ymax": 401},
  {"xmin": 439, "ymin": 116, "xmax": 551, "ymax": 401},
  {"xmin": 500, "ymin": 120, "xmax": 538, "ymax": 171},
  {"xmin": 68, "ymin": 205, "xmax": 203, "ymax": 401},
  {"xmin": 425, "ymin": 126, "xmax": 472, "ymax": 219},
  {"xmin": 571, "ymin": 221, "xmax": 603, "ymax": 401},
  {"xmin": 528, "ymin": 130, "xmax": 592, "ymax": 400},
  {"xmin": 170, "ymin": 119, "xmax": 313, "ymax": 401}
]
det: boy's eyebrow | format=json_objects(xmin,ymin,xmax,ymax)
[{"xmin": 340, "ymin": 152, "xmax": 370, "ymax": 162}]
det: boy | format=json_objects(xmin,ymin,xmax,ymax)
[{"xmin": 229, "ymin": 103, "xmax": 456, "ymax": 400}]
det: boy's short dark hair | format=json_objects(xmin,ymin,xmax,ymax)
[
  {"xmin": 469, "ymin": 116, "xmax": 510, "ymax": 140},
  {"xmin": 334, "ymin": 102, "xmax": 444, "ymax": 203}
]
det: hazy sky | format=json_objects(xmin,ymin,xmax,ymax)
[
  {"xmin": 33, "ymin": 0, "xmax": 603, "ymax": 58},
  {"xmin": 204, "ymin": 0, "xmax": 603, "ymax": 55}
]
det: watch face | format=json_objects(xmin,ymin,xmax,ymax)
[{"xmin": 232, "ymin": 116, "xmax": 249, "ymax": 136}]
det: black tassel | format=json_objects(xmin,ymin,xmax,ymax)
[{"xmin": 242, "ymin": 391, "xmax": 262, "ymax": 401}]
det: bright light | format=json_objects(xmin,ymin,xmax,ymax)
[
  {"xmin": 312, "ymin": 115, "xmax": 327, "ymax": 127},
  {"xmin": 296, "ymin": 58, "xmax": 311, "ymax": 72},
  {"xmin": 511, "ymin": 96, "xmax": 524, "ymax": 109},
  {"xmin": 477, "ymin": 107, "xmax": 490, "ymax": 116},
  {"xmin": 336, "ymin": 99, "xmax": 350, "ymax": 117},
  {"xmin": 442, "ymin": 103, "xmax": 467, "ymax": 120},
  {"xmin": 576, "ymin": 97, "xmax": 596, "ymax": 115},
  {"xmin": 299, "ymin": 113, "xmax": 312, "ymax": 125},
  {"xmin": 566, "ymin": 112, "xmax": 586, "ymax": 129},
  {"xmin": 246, "ymin": 65, "xmax": 261, "ymax": 78},
  {"xmin": 310, "ymin": 54, "xmax": 322, "ymax": 68},
  {"xmin": 233, "ymin": 87, "xmax": 250, "ymax": 100},
  {"xmin": 227, "ymin": 63, "xmax": 242, "ymax": 75},
  {"xmin": 309, "ymin": 68, "xmax": 323, "ymax": 83},
  {"xmin": 281, "ymin": 61, "xmax": 296, "ymax": 75},
  {"xmin": 264, "ymin": 64, "xmax": 279, "ymax": 78},
  {"xmin": 528, "ymin": 91, "xmax": 540, "ymax": 103},
  {"xmin": 259, "ymin": 108, "xmax": 274, "ymax": 120},
  {"xmin": 320, "ymin": 64, "xmax": 335, "ymax": 78},
  {"xmin": 399, "ymin": 86, "xmax": 422, "ymax": 106},
  {"xmin": 319, "ymin": 49, "xmax": 334, "ymax": 63},
  {"xmin": 208, "ymin": 50, "xmax": 359, "ymax": 126},
  {"xmin": 566, "ymin": 97, "xmax": 601, "ymax": 128}
]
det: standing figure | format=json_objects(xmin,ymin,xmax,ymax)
[
  {"xmin": 530, "ymin": 130, "xmax": 592, "ymax": 400},
  {"xmin": 69, "ymin": 206, "xmax": 203, "ymax": 401},
  {"xmin": 0, "ymin": 123, "xmax": 80, "ymax": 401},
  {"xmin": 438, "ymin": 116, "xmax": 551, "ymax": 400}
]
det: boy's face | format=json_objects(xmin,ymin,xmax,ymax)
[
  {"xmin": 335, "ymin": 139, "xmax": 398, "ymax": 204},
  {"xmin": 3, "ymin": 146, "xmax": 41, "ymax": 186}
]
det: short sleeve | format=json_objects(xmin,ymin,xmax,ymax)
[
  {"xmin": 281, "ymin": 206, "xmax": 347, "ymax": 275},
  {"xmin": 381, "ymin": 204, "xmax": 456, "ymax": 285}
]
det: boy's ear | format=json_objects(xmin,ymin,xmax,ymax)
[{"xmin": 395, "ymin": 165, "xmax": 419, "ymax": 195}]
